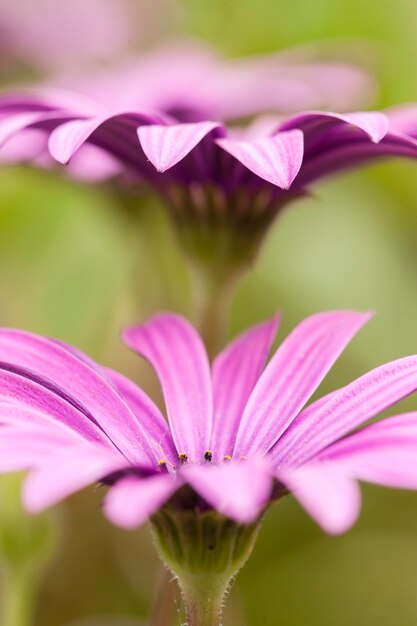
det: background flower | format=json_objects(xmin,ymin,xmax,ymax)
[{"xmin": 0, "ymin": 0, "xmax": 175, "ymax": 77}]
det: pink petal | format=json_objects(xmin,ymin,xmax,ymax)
[
  {"xmin": 138, "ymin": 121, "xmax": 223, "ymax": 172},
  {"xmin": 123, "ymin": 314, "xmax": 213, "ymax": 462},
  {"xmin": 317, "ymin": 413, "xmax": 417, "ymax": 489},
  {"xmin": 276, "ymin": 464, "xmax": 361, "ymax": 535},
  {"xmin": 22, "ymin": 445, "xmax": 129, "ymax": 513},
  {"xmin": 0, "ymin": 366, "xmax": 106, "ymax": 443},
  {"xmin": 216, "ymin": 129, "xmax": 304, "ymax": 189},
  {"xmin": 184, "ymin": 458, "xmax": 273, "ymax": 524},
  {"xmin": 0, "ymin": 400, "xmax": 94, "ymax": 438},
  {"xmin": 280, "ymin": 111, "xmax": 389, "ymax": 143},
  {"xmin": 0, "ymin": 112, "xmax": 50, "ymax": 147},
  {"xmin": 273, "ymin": 355, "xmax": 417, "ymax": 467},
  {"xmin": 104, "ymin": 367, "xmax": 177, "ymax": 465},
  {"xmin": 234, "ymin": 311, "xmax": 372, "ymax": 458},
  {"xmin": 0, "ymin": 425, "xmax": 83, "ymax": 471},
  {"xmin": 210, "ymin": 315, "xmax": 280, "ymax": 459},
  {"xmin": 103, "ymin": 474, "xmax": 180, "ymax": 529},
  {"xmin": 48, "ymin": 111, "xmax": 160, "ymax": 164},
  {"xmin": 0, "ymin": 329, "xmax": 156, "ymax": 465},
  {"xmin": 384, "ymin": 105, "xmax": 417, "ymax": 136}
]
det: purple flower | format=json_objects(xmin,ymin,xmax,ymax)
[
  {"xmin": 2, "ymin": 311, "xmax": 417, "ymax": 535},
  {"xmin": 0, "ymin": 95, "xmax": 415, "ymax": 229}
]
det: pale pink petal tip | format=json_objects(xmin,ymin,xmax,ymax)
[
  {"xmin": 104, "ymin": 474, "xmax": 179, "ymax": 529},
  {"xmin": 185, "ymin": 458, "xmax": 273, "ymax": 524},
  {"xmin": 216, "ymin": 129, "xmax": 304, "ymax": 189},
  {"xmin": 138, "ymin": 121, "xmax": 223, "ymax": 172},
  {"xmin": 277, "ymin": 465, "xmax": 361, "ymax": 535}
]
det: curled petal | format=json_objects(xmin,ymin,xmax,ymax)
[
  {"xmin": 216, "ymin": 129, "xmax": 304, "ymax": 188},
  {"xmin": 48, "ymin": 111, "xmax": 162, "ymax": 164},
  {"xmin": 279, "ymin": 111, "xmax": 389, "ymax": 143},
  {"xmin": 138, "ymin": 121, "xmax": 224, "ymax": 172}
]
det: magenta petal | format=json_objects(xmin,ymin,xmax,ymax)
[
  {"xmin": 123, "ymin": 314, "xmax": 212, "ymax": 461},
  {"xmin": 0, "ymin": 329, "xmax": 156, "ymax": 465},
  {"xmin": 48, "ymin": 111, "xmax": 161, "ymax": 164},
  {"xmin": 234, "ymin": 311, "xmax": 372, "ymax": 458},
  {"xmin": 211, "ymin": 314, "xmax": 280, "ymax": 459},
  {"xmin": 216, "ymin": 129, "xmax": 304, "ymax": 189},
  {"xmin": 22, "ymin": 445, "xmax": 129, "ymax": 513},
  {"xmin": 103, "ymin": 474, "xmax": 180, "ymax": 529},
  {"xmin": 274, "ymin": 355, "xmax": 417, "ymax": 467},
  {"xmin": 184, "ymin": 459, "xmax": 273, "ymax": 523},
  {"xmin": 0, "ymin": 400, "xmax": 95, "ymax": 438},
  {"xmin": 317, "ymin": 413, "xmax": 417, "ymax": 489},
  {"xmin": 276, "ymin": 464, "xmax": 361, "ymax": 535},
  {"xmin": 0, "ymin": 112, "xmax": 51, "ymax": 147},
  {"xmin": 104, "ymin": 367, "xmax": 177, "ymax": 465},
  {"xmin": 0, "ymin": 425, "xmax": 83, "ymax": 471},
  {"xmin": 386, "ymin": 105, "xmax": 417, "ymax": 136},
  {"xmin": 138, "ymin": 121, "xmax": 223, "ymax": 172},
  {"xmin": 48, "ymin": 116, "xmax": 112, "ymax": 164},
  {"xmin": 280, "ymin": 111, "xmax": 389, "ymax": 143},
  {"xmin": 0, "ymin": 366, "xmax": 107, "ymax": 443}
]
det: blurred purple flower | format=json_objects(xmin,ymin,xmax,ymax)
[
  {"xmin": 61, "ymin": 39, "xmax": 375, "ymax": 122},
  {"xmin": 2, "ymin": 311, "xmax": 417, "ymax": 534},
  {"xmin": 0, "ymin": 0, "xmax": 149, "ymax": 74}
]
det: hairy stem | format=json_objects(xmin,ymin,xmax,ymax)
[{"xmin": 181, "ymin": 574, "xmax": 229, "ymax": 626}]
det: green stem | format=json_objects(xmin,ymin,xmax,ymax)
[
  {"xmin": 189, "ymin": 263, "xmax": 240, "ymax": 358},
  {"xmin": 0, "ymin": 569, "xmax": 37, "ymax": 626},
  {"xmin": 181, "ymin": 574, "xmax": 228, "ymax": 626},
  {"xmin": 152, "ymin": 509, "xmax": 260, "ymax": 626}
]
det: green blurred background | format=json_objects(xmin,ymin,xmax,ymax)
[{"xmin": 2, "ymin": 0, "xmax": 417, "ymax": 624}]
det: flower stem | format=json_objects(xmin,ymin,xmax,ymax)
[
  {"xmin": 0, "ymin": 569, "xmax": 37, "ymax": 626},
  {"xmin": 152, "ymin": 508, "xmax": 260, "ymax": 626},
  {"xmin": 189, "ymin": 262, "xmax": 239, "ymax": 358},
  {"xmin": 181, "ymin": 574, "xmax": 228, "ymax": 626}
]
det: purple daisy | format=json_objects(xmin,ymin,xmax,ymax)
[
  {"xmin": 0, "ymin": 95, "xmax": 416, "ymax": 242},
  {"xmin": 2, "ymin": 310, "xmax": 417, "ymax": 535}
]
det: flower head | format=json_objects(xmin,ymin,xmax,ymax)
[
  {"xmin": 0, "ymin": 47, "xmax": 407, "ymax": 276},
  {"xmin": 1, "ymin": 94, "xmax": 417, "ymax": 271},
  {"xmin": 2, "ymin": 311, "xmax": 417, "ymax": 535}
]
